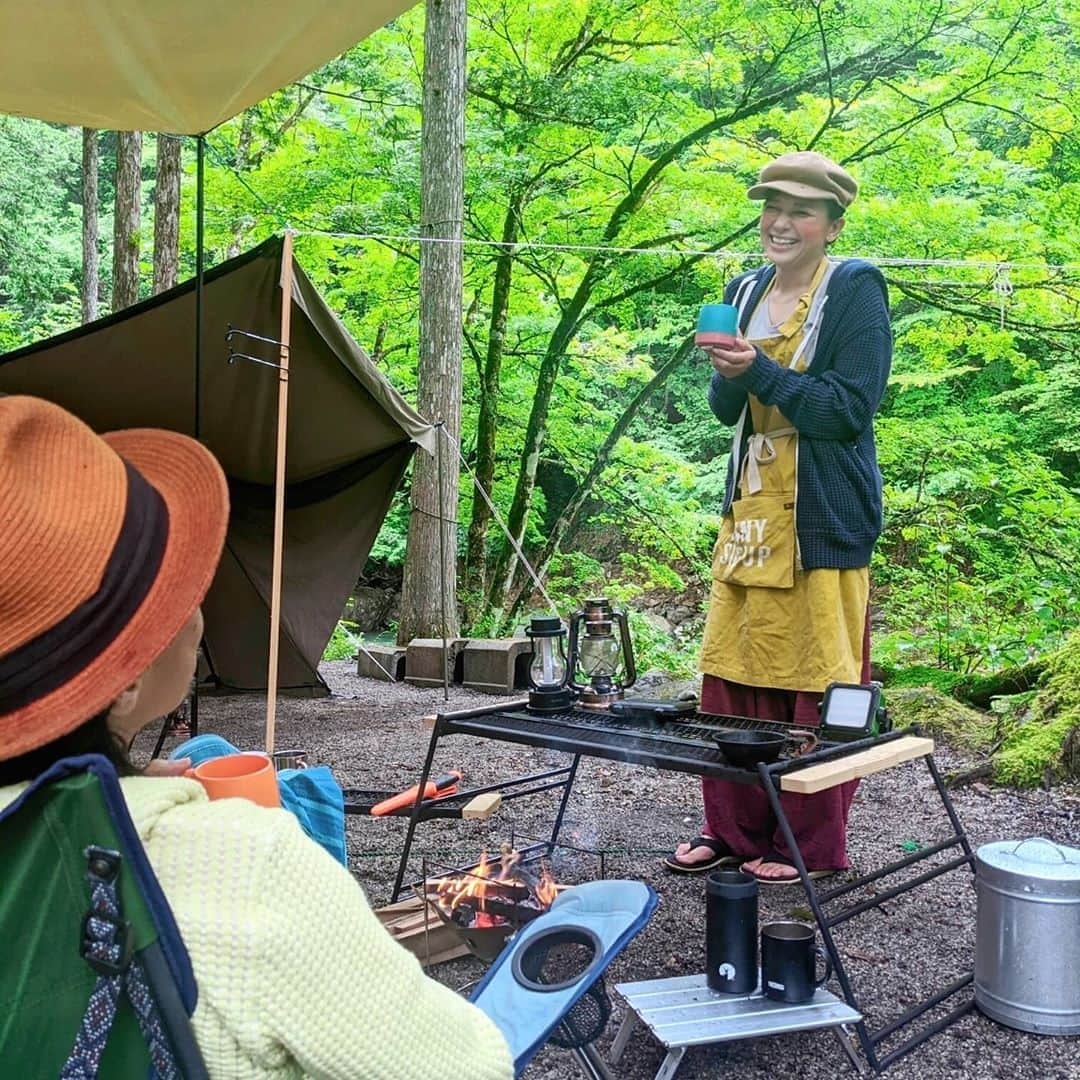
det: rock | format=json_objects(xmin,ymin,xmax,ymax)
[
  {"xmin": 343, "ymin": 586, "xmax": 398, "ymax": 632},
  {"xmin": 633, "ymin": 670, "xmax": 670, "ymax": 691}
]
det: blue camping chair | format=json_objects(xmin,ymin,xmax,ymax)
[
  {"xmin": 473, "ymin": 879, "xmax": 658, "ymax": 1078},
  {"xmin": 1, "ymin": 754, "xmax": 655, "ymax": 1078}
]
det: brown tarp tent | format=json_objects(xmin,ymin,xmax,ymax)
[
  {"xmin": 0, "ymin": 1, "xmax": 417, "ymax": 134},
  {"xmin": 0, "ymin": 236, "xmax": 435, "ymax": 694}
]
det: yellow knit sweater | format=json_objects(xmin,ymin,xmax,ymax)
[{"xmin": 0, "ymin": 776, "xmax": 514, "ymax": 1079}]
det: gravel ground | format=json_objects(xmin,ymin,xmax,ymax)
[{"xmin": 141, "ymin": 660, "xmax": 1080, "ymax": 1080}]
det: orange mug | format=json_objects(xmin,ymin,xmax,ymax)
[{"xmin": 184, "ymin": 752, "xmax": 281, "ymax": 808}]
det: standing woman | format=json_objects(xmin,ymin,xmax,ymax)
[{"xmin": 666, "ymin": 152, "xmax": 892, "ymax": 883}]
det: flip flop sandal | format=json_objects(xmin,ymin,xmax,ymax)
[
  {"xmin": 663, "ymin": 835, "xmax": 740, "ymax": 874},
  {"xmin": 741, "ymin": 849, "xmax": 833, "ymax": 886}
]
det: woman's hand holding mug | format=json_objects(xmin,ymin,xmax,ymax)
[{"xmin": 707, "ymin": 339, "xmax": 756, "ymax": 378}]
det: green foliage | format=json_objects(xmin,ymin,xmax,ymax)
[
  {"xmin": 4, "ymin": 1, "xmax": 1080, "ymax": 682},
  {"xmin": 322, "ymin": 620, "xmax": 360, "ymax": 661},
  {"xmin": 367, "ymin": 487, "xmax": 411, "ymax": 570},
  {"xmin": 0, "ymin": 118, "xmax": 84, "ymax": 343},
  {"xmin": 625, "ymin": 611, "xmax": 698, "ymax": 681},
  {"xmin": 873, "ymin": 407, "xmax": 1080, "ymax": 672},
  {"xmin": 879, "ymin": 665, "xmax": 965, "ymax": 695}
]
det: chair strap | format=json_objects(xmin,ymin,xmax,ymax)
[{"xmin": 61, "ymin": 847, "xmax": 181, "ymax": 1080}]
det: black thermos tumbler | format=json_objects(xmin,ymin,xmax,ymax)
[{"xmin": 706, "ymin": 869, "xmax": 759, "ymax": 994}]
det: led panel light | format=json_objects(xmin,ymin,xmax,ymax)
[{"xmin": 819, "ymin": 682, "xmax": 886, "ymax": 742}]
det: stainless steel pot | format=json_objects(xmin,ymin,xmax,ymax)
[{"xmin": 975, "ymin": 837, "xmax": 1080, "ymax": 1034}]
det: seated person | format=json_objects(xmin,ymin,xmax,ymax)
[{"xmin": 0, "ymin": 396, "xmax": 512, "ymax": 1079}]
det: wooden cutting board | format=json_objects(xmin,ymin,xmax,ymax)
[{"xmin": 779, "ymin": 735, "xmax": 934, "ymax": 795}]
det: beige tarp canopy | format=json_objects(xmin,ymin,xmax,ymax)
[
  {"xmin": 0, "ymin": 237, "xmax": 435, "ymax": 694},
  {"xmin": 0, "ymin": 0, "xmax": 417, "ymax": 133}
]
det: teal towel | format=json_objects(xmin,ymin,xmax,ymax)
[{"xmin": 170, "ymin": 736, "xmax": 347, "ymax": 866}]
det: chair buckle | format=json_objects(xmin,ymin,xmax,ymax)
[
  {"xmin": 79, "ymin": 910, "xmax": 134, "ymax": 975},
  {"xmin": 79, "ymin": 845, "xmax": 133, "ymax": 976}
]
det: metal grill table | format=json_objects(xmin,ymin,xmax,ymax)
[
  {"xmin": 387, "ymin": 700, "xmax": 976, "ymax": 1073},
  {"xmin": 610, "ymin": 974, "xmax": 863, "ymax": 1080}
]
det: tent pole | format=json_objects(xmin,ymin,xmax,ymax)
[
  {"xmin": 190, "ymin": 132, "xmax": 206, "ymax": 737},
  {"xmin": 195, "ymin": 133, "xmax": 205, "ymax": 439},
  {"xmin": 265, "ymin": 231, "xmax": 294, "ymax": 754},
  {"xmin": 437, "ymin": 420, "xmax": 449, "ymax": 702}
]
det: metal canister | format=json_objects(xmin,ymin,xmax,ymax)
[
  {"xmin": 705, "ymin": 869, "xmax": 758, "ymax": 994},
  {"xmin": 975, "ymin": 837, "xmax": 1080, "ymax": 1034}
]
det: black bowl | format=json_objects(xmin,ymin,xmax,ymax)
[{"xmin": 713, "ymin": 728, "xmax": 785, "ymax": 767}]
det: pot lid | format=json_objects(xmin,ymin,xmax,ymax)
[{"xmin": 977, "ymin": 837, "xmax": 1080, "ymax": 885}]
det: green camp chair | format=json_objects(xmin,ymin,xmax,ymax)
[{"xmin": 0, "ymin": 754, "xmax": 207, "ymax": 1077}]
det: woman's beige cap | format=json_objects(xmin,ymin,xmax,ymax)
[{"xmin": 747, "ymin": 151, "xmax": 857, "ymax": 208}]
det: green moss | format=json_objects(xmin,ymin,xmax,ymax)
[
  {"xmin": 993, "ymin": 631, "xmax": 1080, "ymax": 787},
  {"xmin": 883, "ymin": 665, "xmax": 965, "ymax": 694},
  {"xmin": 887, "ymin": 687, "xmax": 999, "ymax": 752}
]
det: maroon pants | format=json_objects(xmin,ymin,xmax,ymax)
[{"xmin": 698, "ymin": 619, "xmax": 870, "ymax": 870}]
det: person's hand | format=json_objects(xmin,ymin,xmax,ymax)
[
  {"xmin": 142, "ymin": 756, "xmax": 191, "ymax": 777},
  {"xmin": 707, "ymin": 338, "xmax": 756, "ymax": 379}
]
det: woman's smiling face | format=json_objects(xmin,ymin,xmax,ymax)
[{"xmin": 759, "ymin": 192, "xmax": 844, "ymax": 273}]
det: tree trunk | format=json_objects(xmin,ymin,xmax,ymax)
[
  {"xmin": 463, "ymin": 192, "xmax": 523, "ymax": 622},
  {"xmin": 504, "ymin": 336, "xmax": 696, "ymax": 622},
  {"xmin": 81, "ymin": 128, "xmax": 99, "ymax": 324},
  {"xmin": 152, "ymin": 134, "xmax": 182, "ymax": 294},
  {"xmin": 484, "ymin": 286, "xmax": 590, "ymax": 626},
  {"xmin": 397, "ymin": 0, "xmax": 466, "ymax": 646},
  {"xmin": 228, "ymin": 111, "xmax": 256, "ymax": 257},
  {"xmin": 112, "ymin": 130, "xmax": 142, "ymax": 310}
]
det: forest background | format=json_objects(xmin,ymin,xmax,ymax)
[{"xmin": 2, "ymin": 0, "xmax": 1080, "ymax": 769}]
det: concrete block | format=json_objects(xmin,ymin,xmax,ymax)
[
  {"xmin": 404, "ymin": 638, "xmax": 467, "ymax": 688},
  {"xmin": 357, "ymin": 644, "xmax": 407, "ymax": 682},
  {"xmin": 461, "ymin": 637, "xmax": 533, "ymax": 695}
]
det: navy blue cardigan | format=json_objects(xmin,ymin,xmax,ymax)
[{"xmin": 707, "ymin": 258, "xmax": 892, "ymax": 569}]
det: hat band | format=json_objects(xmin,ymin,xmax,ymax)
[{"xmin": 0, "ymin": 463, "xmax": 169, "ymax": 716}]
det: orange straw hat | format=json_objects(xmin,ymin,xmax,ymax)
[{"xmin": 0, "ymin": 396, "xmax": 229, "ymax": 760}]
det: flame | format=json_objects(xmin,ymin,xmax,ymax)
[
  {"xmin": 436, "ymin": 849, "xmax": 494, "ymax": 913},
  {"xmin": 428, "ymin": 847, "xmax": 561, "ymax": 929},
  {"xmin": 536, "ymin": 863, "xmax": 558, "ymax": 908}
]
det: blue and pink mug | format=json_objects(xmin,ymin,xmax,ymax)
[{"xmin": 696, "ymin": 303, "xmax": 739, "ymax": 348}]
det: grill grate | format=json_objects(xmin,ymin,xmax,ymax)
[{"xmin": 442, "ymin": 707, "xmax": 817, "ymax": 778}]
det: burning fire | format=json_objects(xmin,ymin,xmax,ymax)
[{"xmin": 428, "ymin": 846, "xmax": 560, "ymax": 930}]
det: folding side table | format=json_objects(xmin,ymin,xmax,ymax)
[{"xmin": 610, "ymin": 973, "xmax": 863, "ymax": 1080}]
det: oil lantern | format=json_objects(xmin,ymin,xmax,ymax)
[{"xmin": 566, "ymin": 597, "xmax": 637, "ymax": 710}]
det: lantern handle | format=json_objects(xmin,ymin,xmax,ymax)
[
  {"xmin": 565, "ymin": 608, "xmax": 587, "ymax": 693},
  {"xmin": 613, "ymin": 607, "xmax": 637, "ymax": 690}
]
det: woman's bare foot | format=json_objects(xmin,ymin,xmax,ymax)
[
  {"xmin": 741, "ymin": 851, "xmax": 833, "ymax": 884},
  {"xmin": 748, "ymin": 858, "xmax": 799, "ymax": 882}
]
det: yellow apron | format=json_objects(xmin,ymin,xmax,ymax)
[{"xmin": 700, "ymin": 260, "xmax": 868, "ymax": 693}]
